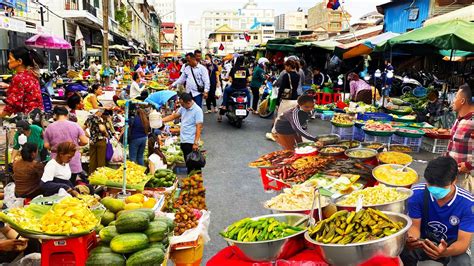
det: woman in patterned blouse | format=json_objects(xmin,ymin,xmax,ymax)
[{"xmin": 0, "ymin": 47, "xmax": 45, "ymax": 117}]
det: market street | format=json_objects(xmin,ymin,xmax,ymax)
[{"xmin": 200, "ymin": 112, "xmax": 442, "ymax": 263}]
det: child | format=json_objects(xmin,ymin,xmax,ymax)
[{"xmin": 147, "ymin": 135, "xmax": 167, "ymax": 174}]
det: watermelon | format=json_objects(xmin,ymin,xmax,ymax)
[
  {"xmin": 110, "ymin": 233, "xmax": 149, "ymax": 254},
  {"xmin": 115, "ymin": 212, "xmax": 150, "ymax": 234},
  {"xmin": 125, "ymin": 247, "xmax": 164, "ymax": 266},
  {"xmin": 99, "ymin": 226, "xmax": 119, "ymax": 243},
  {"xmin": 144, "ymin": 221, "xmax": 168, "ymax": 242},
  {"xmin": 86, "ymin": 252, "xmax": 125, "ymax": 266}
]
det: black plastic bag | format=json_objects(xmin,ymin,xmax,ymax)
[{"xmin": 186, "ymin": 150, "xmax": 206, "ymax": 168}]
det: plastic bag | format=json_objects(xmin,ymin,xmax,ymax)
[
  {"xmin": 105, "ymin": 139, "xmax": 114, "ymax": 162},
  {"xmin": 4, "ymin": 182, "xmax": 24, "ymax": 208},
  {"xmin": 170, "ymin": 210, "xmax": 211, "ymax": 245},
  {"xmin": 186, "ymin": 150, "xmax": 206, "ymax": 168},
  {"xmin": 111, "ymin": 138, "xmax": 124, "ymax": 163},
  {"xmin": 215, "ymin": 86, "xmax": 223, "ymax": 98}
]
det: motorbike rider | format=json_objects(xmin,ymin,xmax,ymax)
[{"xmin": 218, "ymin": 56, "xmax": 251, "ymax": 122}]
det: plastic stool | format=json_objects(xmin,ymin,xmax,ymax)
[
  {"xmin": 333, "ymin": 93, "xmax": 342, "ymax": 103},
  {"xmin": 321, "ymin": 93, "xmax": 333, "ymax": 104},
  {"xmin": 41, "ymin": 231, "xmax": 97, "ymax": 266},
  {"xmin": 315, "ymin": 92, "xmax": 323, "ymax": 105}
]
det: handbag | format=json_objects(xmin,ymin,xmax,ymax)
[
  {"xmin": 105, "ymin": 138, "xmax": 114, "ymax": 162},
  {"xmin": 281, "ymin": 73, "xmax": 293, "ymax": 99},
  {"xmin": 190, "ymin": 67, "xmax": 205, "ymax": 93},
  {"xmin": 460, "ymin": 173, "xmax": 474, "ymax": 193}
]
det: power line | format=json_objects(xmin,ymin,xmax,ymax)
[{"xmin": 35, "ymin": 0, "xmax": 66, "ymax": 20}]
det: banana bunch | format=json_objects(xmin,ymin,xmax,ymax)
[
  {"xmin": 220, "ymin": 217, "xmax": 304, "ymax": 242},
  {"xmin": 308, "ymin": 208, "xmax": 404, "ymax": 245}
]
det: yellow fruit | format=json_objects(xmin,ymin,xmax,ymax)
[
  {"xmin": 124, "ymin": 203, "xmax": 143, "ymax": 210},
  {"xmin": 125, "ymin": 194, "xmax": 145, "ymax": 204},
  {"xmin": 143, "ymin": 198, "xmax": 157, "ymax": 209}
]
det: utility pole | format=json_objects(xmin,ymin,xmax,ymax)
[
  {"xmin": 102, "ymin": 0, "xmax": 110, "ymax": 66},
  {"xmin": 39, "ymin": 6, "xmax": 44, "ymax": 26}
]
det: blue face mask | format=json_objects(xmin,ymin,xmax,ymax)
[{"xmin": 428, "ymin": 186, "xmax": 451, "ymax": 200}]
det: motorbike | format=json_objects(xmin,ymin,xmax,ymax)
[
  {"xmin": 258, "ymin": 81, "xmax": 278, "ymax": 118},
  {"xmin": 220, "ymin": 90, "xmax": 249, "ymax": 128}
]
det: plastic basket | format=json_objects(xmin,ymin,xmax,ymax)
[
  {"xmin": 363, "ymin": 127, "xmax": 395, "ymax": 137},
  {"xmin": 353, "ymin": 126, "xmax": 365, "ymax": 141},
  {"xmin": 321, "ymin": 114, "xmax": 334, "ymax": 121},
  {"xmin": 357, "ymin": 112, "xmax": 393, "ymax": 122},
  {"xmin": 391, "ymin": 135, "xmax": 423, "ymax": 152},
  {"xmin": 364, "ymin": 134, "xmax": 392, "ymax": 145},
  {"xmin": 422, "ymin": 137, "xmax": 449, "ymax": 154},
  {"xmin": 259, "ymin": 168, "xmax": 290, "ymax": 191},
  {"xmin": 331, "ymin": 125, "xmax": 354, "ymax": 140}
]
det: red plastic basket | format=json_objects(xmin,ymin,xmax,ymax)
[{"xmin": 259, "ymin": 168, "xmax": 291, "ymax": 191}]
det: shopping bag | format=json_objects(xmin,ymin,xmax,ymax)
[
  {"xmin": 105, "ymin": 139, "xmax": 114, "ymax": 162},
  {"xmin": 215, "ymin": 86, "xmax": 223, "ymax": 98},
  {"xmin": 460, "ymin": 174, "xmax": 474, "ymax": 194},
  {"xmin": 186, "ymin": 150, "xmax": 206, "ymax": 168}
]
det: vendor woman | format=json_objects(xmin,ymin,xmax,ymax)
[
  {"xmin": 273, "ymin": 95, "xmax": 318, "ymax": 150},
  {"xmin": 401, "ymin": 156, "xmax": 473, "ymax": 265},
  {"xmin": 0, "ymin": 46, "xmax": 45, "ymax": 117},
  {"xmin": 12, "ymin": 142, "xmax": 44, "ymax": 198},
  {"xmin": 40, "ymin": 141, "xmax": 79, "ymax": 197}
]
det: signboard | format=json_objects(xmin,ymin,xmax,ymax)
[
  {"xmin": 0, "ymin": 16, "xmax": 26, "ymax": 32},
  {"xmin": 15, "ymin": 0, "xmax": 27, "ymax": 18}
]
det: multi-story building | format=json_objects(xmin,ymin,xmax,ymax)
[
  {"xmin": 377, "ymin": 0, "xmax": 472, "ymax": 33},
  {"xmin": 153, "ymin": 0, "xmax": 175, "ymax": 23},
  {"xmin": 175, "ymin": 23, "xmax": 183, "ymax": 51},
  {"xmin": 200, "ymin": 0, "xmax": 274, "ymax": 50},
  {"xmin": 307, "ymin": 1, "xmax": 351, "ymax": 33},
  {"xmin": 206, "ymin": 24, "xmax": 268, "ymax": 55},
  {"xmin": 186, "ymin": 20, "xmax": 202, "ymax": 51},
  {"xmin": 274, "ymin": 11, "xmax": 307, "ymax": 31}
]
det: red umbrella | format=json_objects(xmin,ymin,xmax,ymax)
[{"xmin": 25, "ymin": 33, "xmax": 72, "ymax": 49}]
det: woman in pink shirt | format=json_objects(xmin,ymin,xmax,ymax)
[
  {"xmin": 43, "ymin": 106, "xmax": 89, "ymax": 183},
  {"xmin": 348, "ymin": 72, "xmax": 372, "ymax": 103}
]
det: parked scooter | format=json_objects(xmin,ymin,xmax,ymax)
[
  {"xmin": 220, "ymin": 90, "xmax": 249, "ymax": 128},
  {"xmin": 258, "ymin": 81, "xmax": 277, "ymax": 118}
]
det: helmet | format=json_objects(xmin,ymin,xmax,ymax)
[
  {"xmin": 257, "ymin": 58, "xmax": 269, "ymax": 65},
  {"xmin": 286, "ymin": 55, "xmax": 299, "ymax": 62}
]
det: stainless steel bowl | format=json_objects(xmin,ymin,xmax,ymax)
[
  {"xmin": 344, "ymin": 148, "xmax": 378, "ymax": 160},
  {"xmin": 333, "ymin": 187, "xmax": 414, "ymax": 214},
  {"xmin": 319, "ymin": 145, "xmax": 347, "ymax": 156},
  {"xmin": 222, "ymin": 213, "xmax": 308, "ymax": 262},
  {"xmin": 372, "ymin": 164, "xmax": 419, "ymax": 188},
  {"xmin": 337, "ymin": 140, "xmax": 361, "ymax": 149},
  {"xmin": 361, "ymin": 142, "xmax": 385, "ymax": 153},
  {"xmin": 304, "ymin": 212, "xmax": 412, "ymax": 266},
  {"xmin": 316, "ymin": 134, "xmax": 341, "ymax": 146}
]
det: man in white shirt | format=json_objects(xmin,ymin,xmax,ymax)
[
  {"xmin": 171, "ymin": 53, "xmax": 210, "ymax": 108},
  {"xmin": 89, "ymin": 60, "xmax": 100, "ymax": 81}
]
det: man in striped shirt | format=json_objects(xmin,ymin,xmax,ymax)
[{"xmin": 448, "ymin": 84, "xmax": 474, "ymax": 192}]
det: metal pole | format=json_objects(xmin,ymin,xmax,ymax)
[
  {"xmin": 40, "ymin": 6, "xmax": 44, "ymax": 26},
  {"xmin": 122, "ymin": 100, "xmax": 130, "ymax": 195},
  {"xmin": 102, "ymin": 0, "xmax": 110, "ymax": 66}
]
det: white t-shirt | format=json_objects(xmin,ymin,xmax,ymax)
[
  {"xmin": 148, "ymin": 154, "xmax": 166, "ymax": 171},
  {"xmin": 130, "ymin": 81, "xmax": 143, "ymax": 99},
  {"xmin": 41, "ymin": 159, "xmax": 72, "ymax": 182}
]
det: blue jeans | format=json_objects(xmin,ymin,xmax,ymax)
[
  {"xmin": 129, "ymin": 136, "xmax": 147, "ymax": 166},
  {"xmin": 221, "ymin": 86, "xmax": 251, "ymax": 107},
  {"xmin": 193, "ymin": 94, "xmax": 203, "ymax": 108}
]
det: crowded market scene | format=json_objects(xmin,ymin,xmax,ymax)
[{"xmin": 0, "ymin": 0, "xmax": 473, "ymax": 265}]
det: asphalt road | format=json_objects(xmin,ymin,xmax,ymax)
[{"xmin": 198, "ymin": 111, "xmax": 469, "ymax": 265}]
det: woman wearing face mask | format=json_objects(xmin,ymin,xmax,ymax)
[
  {"xmin": 0, "ymin": 47, "xmax": 45, "ymax": 117},
  {"xmin": 40, "ymin": 142, "xmax": 80, "ymax": 197},
  {"xmin": 273, "ymin": 95, "xmax": 318, "ymax": 150},
  {"xmin": 167, "ymin": 58, "xmax": 181, "ymax": 81},
  {"xmin": 204, "ymin": 54, "xmax": 219, "ymax": 113}
]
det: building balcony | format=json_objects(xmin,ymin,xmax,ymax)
[{"xmin": 63, "ymin": 0, "xmax": 102, "ymax": 28}]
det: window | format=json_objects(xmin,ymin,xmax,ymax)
[
  {"xmin": 253, "ymin": 35, "xmax": 258, "ymax": 40},
  {"xmin": 227, "ymin": 35, "xmax": 231, "ymax": 40},
  {"xmin": 221, "ymin": 35, "xmax": 225, "ymax": 42},
  {"xmin": 329, "ymin": 22, "xmax": 341, "ymax": 31}
]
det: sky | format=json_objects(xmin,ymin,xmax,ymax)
[{"xmin": 176, "ymin": 0, "xmax": 389, "ymax": 48}]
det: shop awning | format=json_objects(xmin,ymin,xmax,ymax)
[
  {"xmin": 266, "ymin": 38, "xmax": 301, "ymax": 52},
  {"xmin": 109, "ymin": 44, "xmax": 132, "ymax": 51},
  {"xmin": 424, "ymin": 5, "xmax": 474, "ymax": 26},
  {"xmin": 295, "ymin": 40, "xmax": 342, "ymax": 51},
  {"xmin": 375, "ymin": 20, "xmax": 474, "ymax": 52},
  {"xmin": 336, "ymin": 32, "xmax": 399, "ymax": 59}
]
